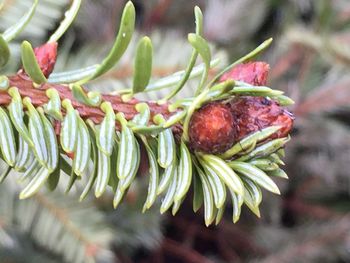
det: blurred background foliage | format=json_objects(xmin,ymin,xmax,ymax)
[{"xmin": 0, "ymin": 0, "xmax": 350, "ymax": 262}]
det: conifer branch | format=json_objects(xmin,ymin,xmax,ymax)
[{"xmin": 0, "ymin": 1, "xmax": 295, "ymax": 226}]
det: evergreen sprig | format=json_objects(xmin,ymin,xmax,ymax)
[
  {"xmin": 0, "ymin": 178, "xmax": 165, "ymax": 263},
  {"xmin": 0, "ymin": 1, "xmax": 294, "ymax": 226}
]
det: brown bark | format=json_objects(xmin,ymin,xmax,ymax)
[{"xmin": 1, "ymin": 73, "xmax": 181, "ymax": 133}]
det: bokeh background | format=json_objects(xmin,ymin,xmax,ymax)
[{"xmin": 0, "ymin": 0, "xmax": 350, "ymax": 262}]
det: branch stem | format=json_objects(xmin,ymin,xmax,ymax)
[{"xmin": 1, "ymin": 73, "xmax": 179, "ymax": 132}]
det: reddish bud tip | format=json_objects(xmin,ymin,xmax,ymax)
[
  {"xmin": 34, "ymin": 42, "xmax": 58, "ymax": 77},
  {"xmin": 66, "ymin": 152, "xmax": 75, "ymax": 160},
  {"xmin": 219, "ymin": 61, "xmax": 270, "ymax": 86},
  {"xmin": 228, "ymin": 96, "xmax": 294, "ymax": 141},
  {"xmin": 188, "ymin": 62, "xmax": 293, "ymax": 154}
]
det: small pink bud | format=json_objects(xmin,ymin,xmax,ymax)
[
  {"xmin": 33, "ymin": 42, "xmax": 58, "ymax": 77},
  {"xmin": 219, "ymin": 61, "xmax": 270, "ymax": 86}
]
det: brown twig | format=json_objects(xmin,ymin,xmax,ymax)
[
  {"xmin": 297, "ymin": 50, "xmax": 314, "ymax": 85},
  {"xmin": 220, "ymin": 220, "xmax": 267, "ymax": 256},
  {"xmin": 259, "ymin": 214, "xmax": 350, "ymax": 263},
  {"xmin": 216, "ymin": 227, "xmax": 242, "ymax": 263},
  {"xmin": 270, "ymin": 44, "xmax": 304, "ymax": 80},
  {"xmin": 2, "ymin": 73, "xmax": 182, "ymax": 135},
  {"xmin": 293, "ymin": 176, "xmax": 321, "ymax": 198},
  {"xmin": 162, "ymin": 238, "xmax": 214, "ymax": 263},
  {"xmin": 284, "ymin": 197, "xmax": 340, "ymax": 220},
  {"xmin": 295, "ymin": 79, "xmax": 350, "ymax": 116},
  {"xmin": 170, "ymin": 212, "xmax": 265, "ymax": 260},
  {"xmin": 144, "ymin": 0, "xmax": 173, "ymax": 29}
]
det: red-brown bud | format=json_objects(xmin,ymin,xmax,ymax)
[
  {"xmin": 189, "ymin": 102, "xmax": 237, "ymax": 154},
  {"xmin": 33, "ymin": 42, "xmax": 58, "ymax": 77},
  {"xmin": 221, "ymin": 61, "xmax": 293, "ymax": 142},
  {"xmin": 219, "ymin": 61, "xmax": 270, "ymax": 86},
  {"xmin": 228, "ymin": 96, "xmax": 294, "ymax": 141},
  {"xmin": 188, "ymin": 62, "xmax": 293, "ymax": 154}
]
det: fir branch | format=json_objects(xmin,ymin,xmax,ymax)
[
  {"xmin": 2, "ymin": 74, "xmax": 177, "ymax": 128},
  {"xmin": 0, "ymin": 181, "xmax": 114, "ymax": 263},
  {"xmin": 0, "ymin": 1, "xmax": 295, "ymax": 226}
]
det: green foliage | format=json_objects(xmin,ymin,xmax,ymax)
[
  {"xmin": 21, "ymin": 41, "xmax": 47, "ymax": 83},
  {"xmin": 48, "ymin": 0, "xmax": 81, "ymax": 43},
  {"xmin": 2, "ymin": 0, "xmax": 38, "ymax": 42},
  {"xmin": 0, "ymin": 0, "xmax": 69, "ymax": 41},
  {"xmin": 0, "ymin": 1, "xmax": 294, "ymax": 229},
  {"xmin": 0, "ymin": 85, "xmax": 290, "ymax": 225},
  {"xmin": 0, "ymin": 34, "xmax": 10, "ymax": 67},
  {"xmin": 132, "ymin": 37, "xmax": 153, "ymax": 94},
  {"xmin": 0, "ymin": 180, "xmax": 115, "ymax": 263},
  {"xmin": 0, "ymin": 175, "xmax": 164, "ymax": 262}
]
